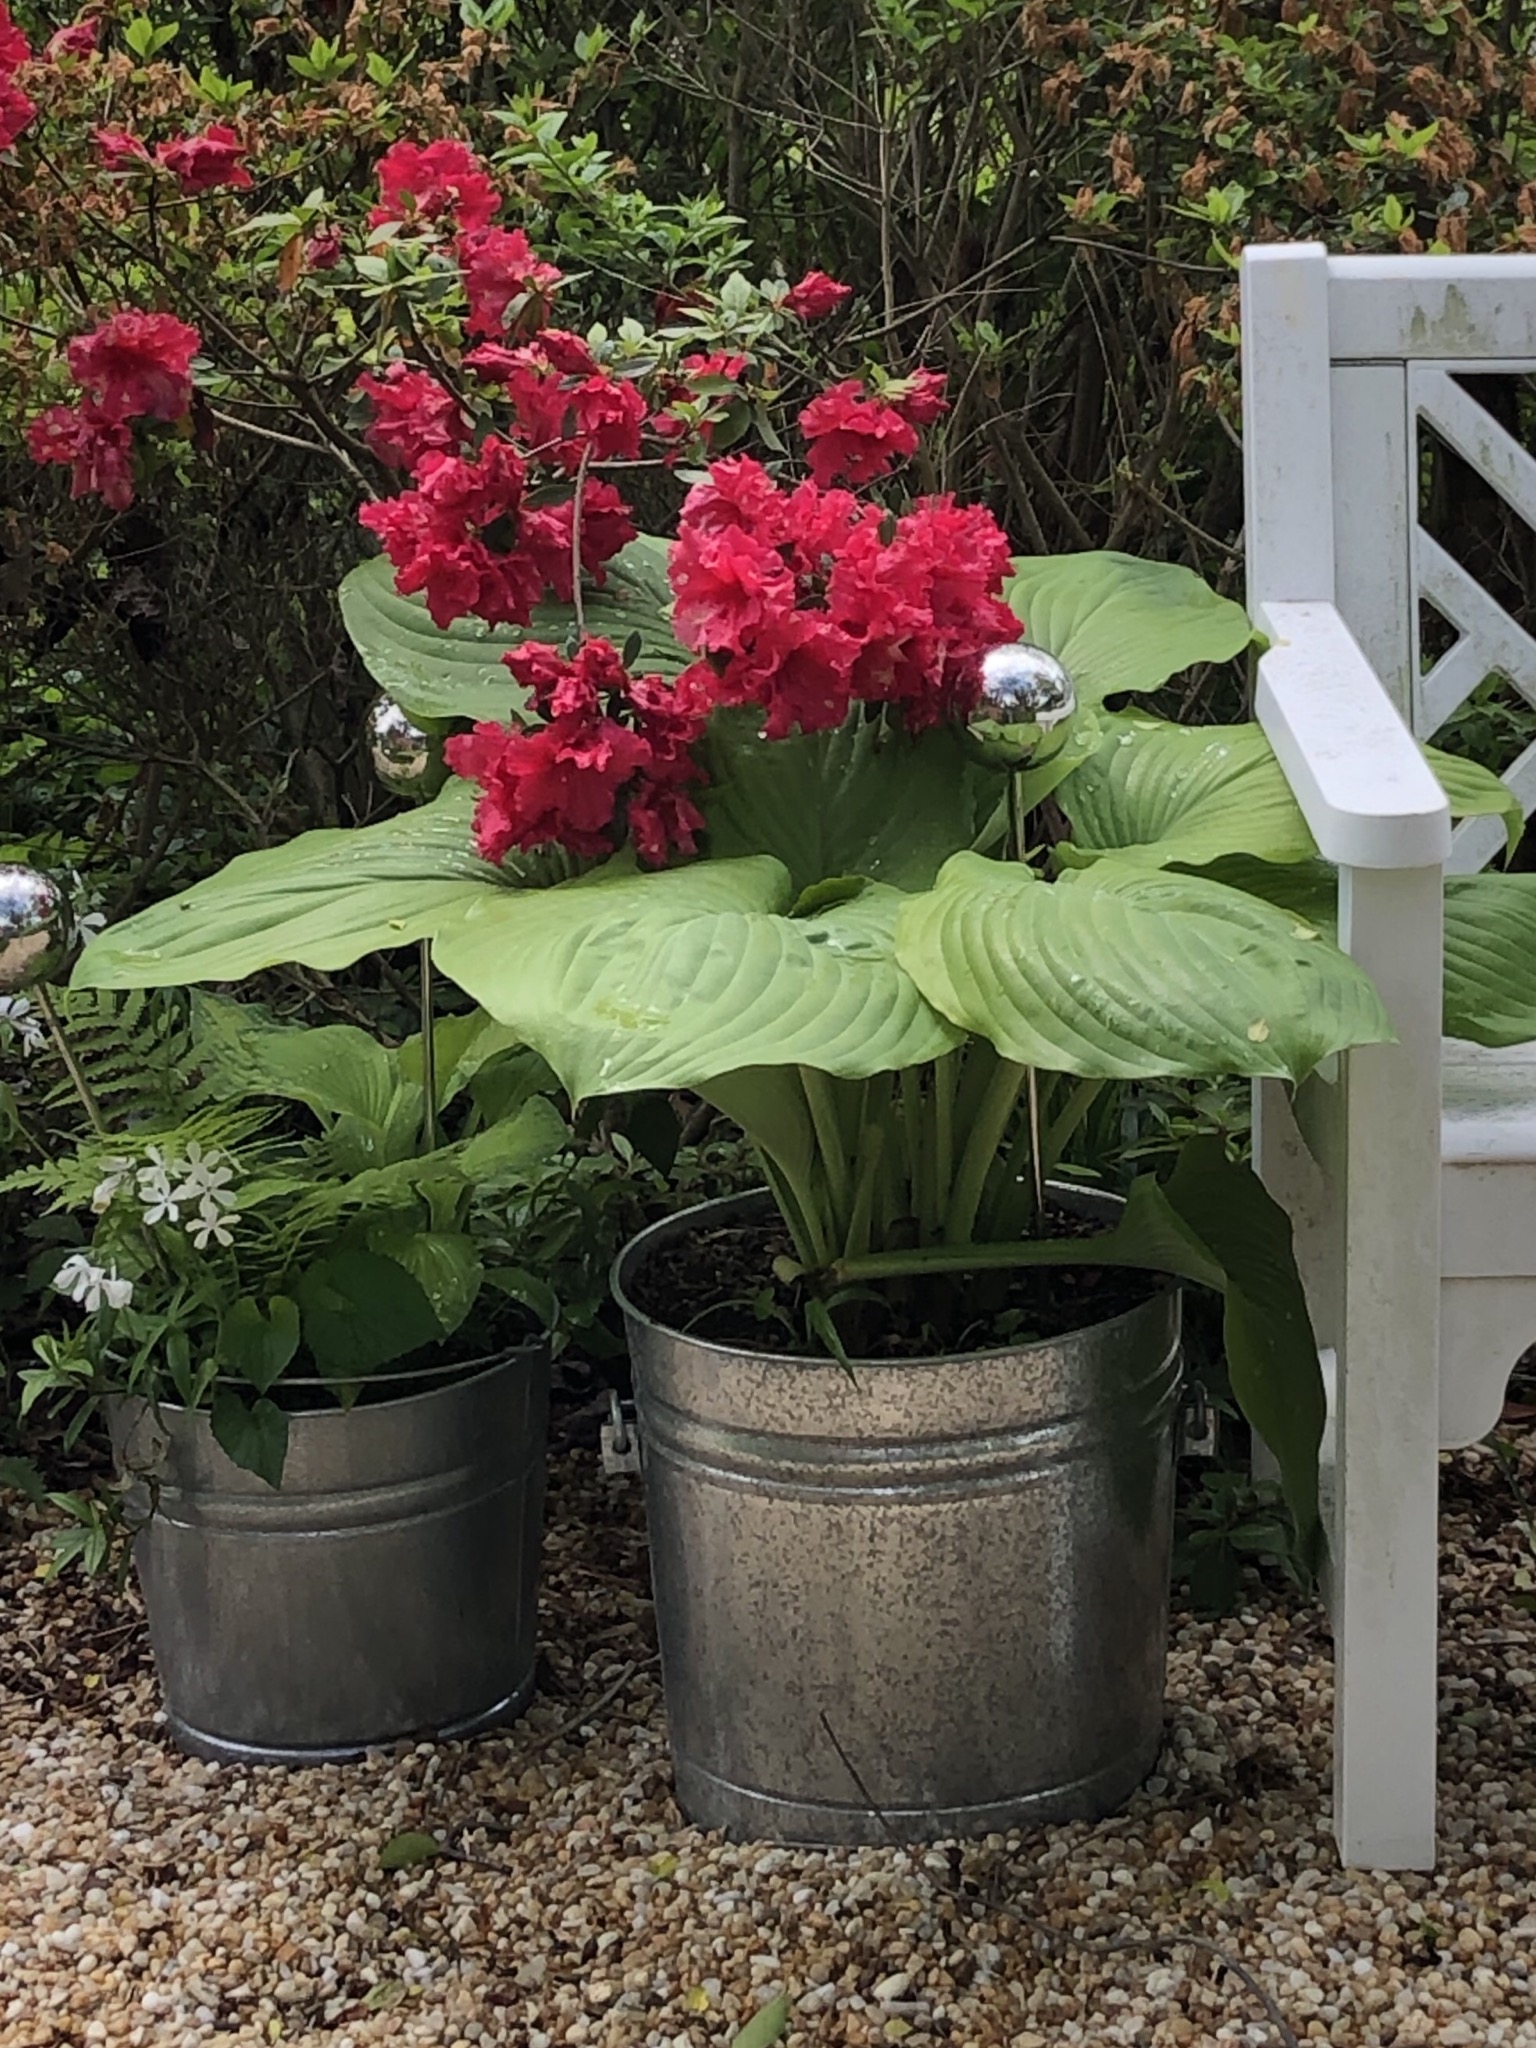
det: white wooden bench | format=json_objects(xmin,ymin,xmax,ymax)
[{"xmin": 1241, "ymin": 244, "xmax": 1536, "ymax": 1870}]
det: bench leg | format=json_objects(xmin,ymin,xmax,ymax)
[{"xmin": 1329, "ymin": 867, "xmax": 1442, "ymax": 1871}]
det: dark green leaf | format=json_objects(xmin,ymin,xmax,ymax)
[
  {"xmin": 294, "ymin": 1250, "xmax": 443, "ymax": 1378},
  {"xmin": 699, "ymin": 707, "xmax": 994, "ymax": 894},
  {"xmin": 218, "ymin": 1296, "xmax": 301, "ymax": 1394},
  {"xmin": 210, "ymin": 1387, "xmax": 290, "ymax": 1490}
]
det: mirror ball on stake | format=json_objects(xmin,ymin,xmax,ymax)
[
  {"xmin": 364, "ymin": 695, "xmax": 449, "ymax": 1148},
  {"xmin": 973, "ymin": 644, "xmax": 1080, "ymax": 1214},
  {"xmin": 0, "ymin": 862, "xmax": 106, "ymax": 1134}
]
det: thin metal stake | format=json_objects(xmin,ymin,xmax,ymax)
[
  {"xmin": 34, "ymin": 983, "xmax": 107, "ymax": 1138},
  {"xmin": 419, "ymin": 937, "xmax": 437, "ymax": 1154},
  {"xmin": 1005, "ymin": 771, "xmax": 1044, "ymax": 1217},
  {"xmin": 1026, "ymin": 1065, "xmax": 1044, "ymax": 1218}
]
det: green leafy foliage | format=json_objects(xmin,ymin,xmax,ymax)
[
  {"xmin": 894, "ymin": 853, "xmax": 1390, "ymax": 1084},
  {"xmin": 1001, "ymin": 553, "xmax": 1255, "ymax": 707},
  {"xmin": 1056, "ymin": 719, "xmax": 1315, "ymax": 869},
  {"xmin": 433, "ymin": 857, "xmax": 962, "ymax": 1099}
]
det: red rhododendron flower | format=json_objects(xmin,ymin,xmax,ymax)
[
  {"xmin": 781, "ymin": 270, "xmax": 852, "ymax": 320},
  {"xmin": 490, "ymin": 343, "xmax": 644, "ymax": 471},
  {"xmin": 304, "ymin": 228, "xmax": 342, "ymax": 271},
  {"xmin": 0, "ymin": 74, "xmax": 33, "ymax": 149},
  {"xmin": 889, "ymin": 368, "xmax": 948, "ymax": 426},
  {"xmin": 372, "ymin": 139, "xmax": 500, "ymax": 234},
  {"xmin": 458, "ymin": 226, "xmax": 562, "ymax": 340},
  {"xmin": 446, "ymin": 638, "xmax": 709, "ymax": 865},
  {"xmin": 670, "ymin": 520, "xmax": 797, "ymax": 654},
  {"xmin": 0, "ymin": 2, "xmax": 30, "ymax": 68},
  {"xmin": 566, "ymin": 375, "xmax": 647, "ymax": 465},
  {"xmin": 355, "ymin": 363, "xmax": 468, "ymax": 472},
  {"xmin": 95, "ymin": 126, "xmax": 150, "ymax": 171},
  {"xmin": 45, "ymin": 17, "xmax": 99, "ymax": 58},
  {"xmin": 517, "ymin": 480, "xmax": 637, "ymax": 600},
  {"xmin": 66, "ymin": 311, "xmax": 200, "ymax": 423},
  {"xmin": 27, "ymin": 402, "xmax": 136, "ymax": 511},
  {"xmin": 798, "ymin": 379, "xmax": 919, "ymax": 488},
  {"xmin": 155, "ymin": 124, "xmax": 252, "ymax": 196},
  {"xmin": 680, "ymin": 350, "xmax": 749, "ymax": 383},
  {"xmin": 669, "ymin": 455, "xmax": 1016, "ymax": 738},
  {"xmin": 359, "ymin": 436, "xmax": 540, "ymax": 629}
]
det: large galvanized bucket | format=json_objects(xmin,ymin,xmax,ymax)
[
  {"xmin": 614, "ymin": 1192, "xmax": 1182, "ymax": 1844},
  {"xmin": 112, "ymin": 1343, "xmax": 549, "ymax": 1765}
]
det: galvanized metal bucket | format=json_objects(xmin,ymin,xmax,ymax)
[
  {"xmin": 111, "ymin": 1342, "xmax": 550, "ymax": 1765},
  {"xmin": 614, "ymin": 1191, "xmax": 1182, "ymax": 1844}
]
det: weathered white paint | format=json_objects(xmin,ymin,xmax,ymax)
[
  {"xmin": 1241, "ymin": 245, "xmax": 1536, "ymax": 1872},
  {"xmin": 1329, "ymin": 256, "xmax": 1536, "ymax": 360}
]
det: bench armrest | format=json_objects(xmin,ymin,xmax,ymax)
[{"xmin": 1253, "ymin": 599, "xmax": 1451, "ymax": 870}]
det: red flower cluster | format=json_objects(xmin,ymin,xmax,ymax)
[
  {"xmin": 798, "ymin": 372, "xmax": 948, "ymax": 488},
  {"xmin": 445, "ymin": 639, "xmax": 710, "ymax": 866},
  {"xmin": 68, "ymin": 312, "xmax": 200, "ymax": 420},
  {"xmin": 27, "ymin": 311, "xmax": 202, "ymax": 512},
  {"xmin": 781, "ymin": 270, "xmax": 852, "ymax": 320},
  {"xmin": 359, "ymin": 436, "xmax": 636, "ymax": 628},
  {"xmin": 469, "ymin": 331, "xmax": 646, "ymax": 470},
  {"xmin": 459, "ymin": 226, "xmax": 563, "ymax": 340},
  {"xmin": 372, "ymin": 138, "xmax": 500, "ymax": 233},
  {"xmin": 156, "ymin": 123, "xmax": 251, "ymax": 196},
  {"xmin": 0, "ymin": 2, "xmax": 34, "ymax": 152},
  {"xmin": 355, "ymin": 363, "xmax": 468, "ymax": 471},
  {"xmin": 669, "ymin": 453, "xmax": 1017, "ymax": 738}
]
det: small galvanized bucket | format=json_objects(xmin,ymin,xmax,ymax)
[
  {"xmin": 614, "ymin": 1192, "xmax": 1182, "ymax": 1844},
  {"xmin": 112, "ymin": 1342, "xmax": 549, "ymax": 1765}
]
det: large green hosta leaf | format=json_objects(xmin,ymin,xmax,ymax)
[
  {"xmin": 896, "ymin": 852, "xmax": 1393, "ymax": 1083},
  {"xmin": 339, "ymin": 534, "xmax": 682, "ymax": 725},
  {"xmin": 1001, "ymin": 552, "xmax": 1255, "ymax": 706},
  {"xmin": 1443, "ymin": 873, "xmax": 1536, "ymax": 1046},
  {"xmin": 431, "ymin": 857, "xmax": 962, "ymax": 1100},
  {"xmin": 73, "ymin": 784, "xmax": 504, "ymax": 988},
  {"xmin": 1190, "ymin": 858, "xmax": 1536, "ymax": 1050},
  {"xmin": 1422, "ymin": 744, "xmax": 1523, "ymax": 859},
  {"xmin": 1057, "ymin": 717, "xmax": 1316, "ymax": 868},
  {"xmin": 699, "ymin": 707, "xmax": 997, "ymax": 893}
]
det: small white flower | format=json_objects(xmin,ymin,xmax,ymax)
[
  {"xmin": 187, "ymin": 1194, "xmax": 239, "ymax": 1250},
  {"xmin": 135, "ymin": 1145, "xmax": 185, "ymax": 1226},
  {"xmin": 91, "ymin": 1157, "xmax": 135, "ymax": 1213},
  {"xmin": 172, "ymin": 1141, "xmax": 238, "ymax": 1212},
  {"xmin": 74, "ymin": 911, "xmax": 107, "ymax": 946},
  {"xmin": 53, "ymin": 1252, "xmax": 97, "ymax": 1303},
  {"xmin": 51, "ymin": 1253, "xmax": 132, "ymax": 1312},
  {"xmin": 0, "ymin": 995, "xmax": 45, "ymax": 1056},
  {"xmin": 96, "ymin": 1267, "xmax": 133, "ymax": 1311}
]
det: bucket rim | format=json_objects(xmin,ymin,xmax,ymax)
[
  {"xmin": 112, "ymin": 1334, "xmax": 550, "ymax": 1428},
  {"xmin": 612, "ymin": 1186, "xmax": 1178, "ymax": 1373}
]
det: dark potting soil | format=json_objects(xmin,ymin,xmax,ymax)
[{"xmin": 626, "ymin": 1206, "xmax": 1158, "ymax": 1360}]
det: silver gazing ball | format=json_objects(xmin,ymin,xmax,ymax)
[
  {"xmin": 365, "ymin": 693, "xmax": 448, "ymax": 803},
  {"xmin": 0, "ymin": 863, "xmax": 73, "ymax": 995},
  {"xmin": 979, "ymin": 643, "xmax": 1077, "ymax": 731}
]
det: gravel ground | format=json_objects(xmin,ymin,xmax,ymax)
[{"xmin": 3, "ymin": 1439, "xmax": 1536, "ymax": 2048}]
